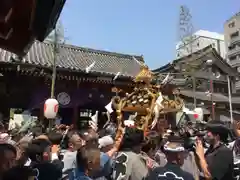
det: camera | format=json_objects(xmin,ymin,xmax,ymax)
[{"xmin": 178, "ymin": 123, "xmax": 207, "ymax": 151}]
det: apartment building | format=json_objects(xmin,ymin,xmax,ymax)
[
  {"xmin": 224, "ymin": 12, "xmax": 240, "ymax": 69},
  {"xmin": 176, "ymin": 30, "xmax": 225, "ymax": 58},
  {"xmin": 224, "ymin": 12, "xmax": 240, "ymax": 89}
]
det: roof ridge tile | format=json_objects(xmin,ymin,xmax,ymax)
[
  {"xmin": 40, "ymin": 41, "xmax": 143, "ymax": 61},
  {"xmin": 0, "ymin": 41, "xmax": 142, "ymax": 77}
]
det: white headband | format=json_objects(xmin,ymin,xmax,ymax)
[{"xmin": 163, "ymin": 141, "xmax": 185, "ymax": 152}]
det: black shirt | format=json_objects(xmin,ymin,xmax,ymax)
[
  {"xmin": 32, "ymin": 162, "xmax": 62, "ymax": 180},
  {"xmin": 147, "ymin": 163, "xmax": 194, "ymax": 180},
  {"xmin": 204, "ymin": 144, "xmax": 234, "ymax": 180}
]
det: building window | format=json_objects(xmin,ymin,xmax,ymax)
[
  {"xmin": 222, "ymin": 87, "xmax": 225, "ymax": 93},
  {"xmin": 230, "ymin": 31, "xmax": 239, "ymax": 39},
  {"xmin": 228, "ymin": 21, "xmax": 235, "ymax": 28},
  {"xmin": 228, "ymin": 44, "xmax": 236, "ymax": 50},
  {"xmin": 229, "ymin": 56, "xmax": 237, "ymax": 61}
]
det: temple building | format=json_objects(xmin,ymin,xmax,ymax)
[
  {"xmin": 153, "ymin": 45, "xmax": 240, "ymax": 122},
  {"xmin": 0, "ymin": 41, "xmax": 143, "ymax": 127}
]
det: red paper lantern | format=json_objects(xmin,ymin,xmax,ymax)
[
  {"xmin": 193, "ymin": 114, "xmax": 199, "ymax": 119},
  {"xmin": 44, "ymin": 98, "xmax": 59, "ymax": 119}
]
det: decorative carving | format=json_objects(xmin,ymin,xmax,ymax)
[
  {"xmin": 112, "ymin": 65, "xmax": 184, "ymax": 132},
  {"xmin": 134, "ymin": 65, "xmax": 153, "ymax": 85}
]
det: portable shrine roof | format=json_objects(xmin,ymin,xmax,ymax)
[{"xmin": 0, "ymin": 41, "xmax": 143, "ymax": 78}]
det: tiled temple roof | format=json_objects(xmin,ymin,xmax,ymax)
[
  {"xmin": 0, "ymin": 41, "xmax": 143, "ymax": 78},
  {"xmin": 180, "ymin": 90, "xmax": 240, "ymax": 104}
]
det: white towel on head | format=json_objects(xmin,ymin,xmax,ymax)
[
  {"xmin": 0, "ymin": 133, "xmax": 9, "ymax": 139},
  {"xmin": 166, "ymin": 129, "xmax": 172, "ymax": 134},
  {"xmin": 98, "ymin": 136, "xmax": 114, "ymax": 148},
  {"xmin": 0, "ymin": 133, "xmax": 10, "ymax": 143}
]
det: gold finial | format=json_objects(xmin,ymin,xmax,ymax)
[{"xmin": 134, "ymin": 65, "xmax": 153, "ymax": 84}]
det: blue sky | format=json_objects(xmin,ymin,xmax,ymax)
[{"xmin": 61, "ymin": 0, "xmax": 239, "ymax": 69}]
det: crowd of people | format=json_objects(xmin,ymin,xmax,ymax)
[{"xmin": 0, "ymin": 118, "xmax": 239, "ymax": 180}]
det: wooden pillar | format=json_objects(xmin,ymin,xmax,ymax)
[
  {"xmin": 73, "ymin": 79, "xmax": 80, "ymax": 129},
  {"xmin": 39, "ymin": 106, "xmax": 44, "ymax": 122},
  {"xmin": 73, "ymin": 106, "xmax": 78, "ymax": 128}
]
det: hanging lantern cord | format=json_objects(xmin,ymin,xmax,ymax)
[{"xmin": 49, "ymin": 26, "xmax": 58, "ymax": 132}]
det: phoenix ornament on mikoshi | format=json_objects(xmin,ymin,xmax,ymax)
[{"xmin": 112, "ymin": 65, "xmax": 184, "ymax": 133}]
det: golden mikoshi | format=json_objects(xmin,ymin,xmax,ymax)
[{"xmin": 112, "ymin": 65, "xmax": 184, "ymax": 133}]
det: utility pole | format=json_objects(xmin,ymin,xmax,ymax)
[
  {"xmin": 51, "ymin": 28, "xmax": 58, "ymax": 98},
  {"xmin": 177, "ymin": 5, "xmax": 199, "ymax": 108}
]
